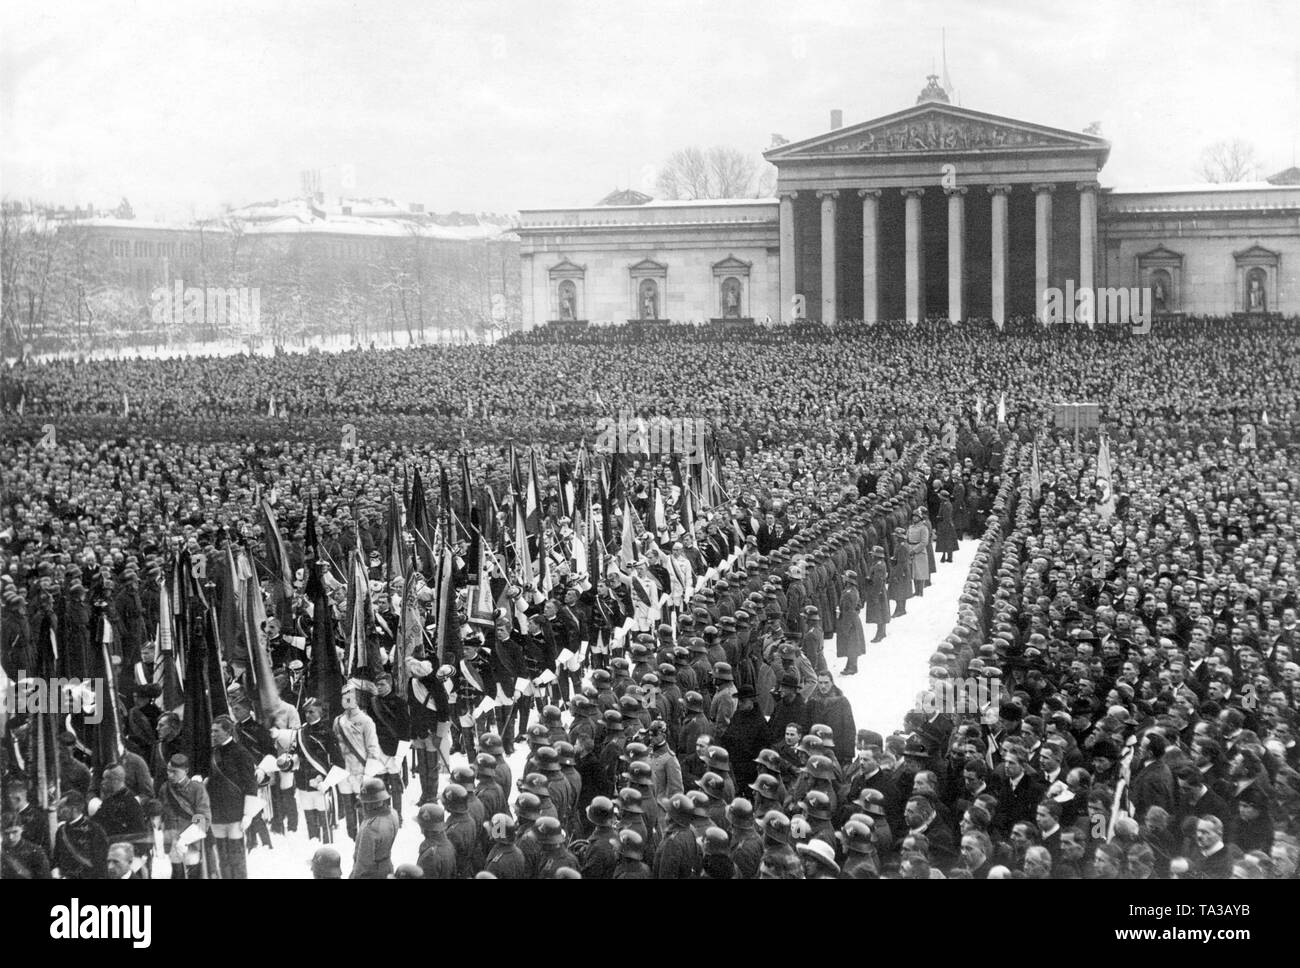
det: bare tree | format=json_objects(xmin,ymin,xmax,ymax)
[
  {"xmin": 655, "ymin": 146, "xmax": 773, "ymax": 199},
  {"xmin": 1198, "ymin": 139, "xmax": 1263, "ymax": 183}
]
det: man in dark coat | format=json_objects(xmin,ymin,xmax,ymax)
[
  {"xmin": 805, "ymin": 672, "xmax": 857, "ymax": 763},
  {"xmin": 800, "ymin": 606, "xmax": 827, "ymax": 674},
  {"xmin": 863, "ymin": 547, "xmax": 890, "ymax": 643},
  {"xmin": 207, "ymin": 715, "xmax": 259, "ymax": 880},
  {"xmin": 935, "ymin": 492, "xmax": 959, "ymax": 562},
  {"xmin": 51, "ymin": 792, "xmax": 108, "ymax": 880},
  {"xmin": 835, "ymin": 572, "xmax": 865, "ymax": 675},
  {"xmin": 721, "ymin": 685, "xmax": 768, "ymax": 790},
  {"xmin": 654, "ymin": 794, "xmax": 703, "ymax": 878},
  {"xmin": 888, "ymin": 528, "xmax": 911, "ymax": 617},
  {"xmin": 767, "ymin": 673, "xmax": 811, "ymax": 746}
]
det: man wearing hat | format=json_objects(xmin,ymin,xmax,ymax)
[
  {"xmin": 481, "ymin": 813, "xmax": 528, "ymax": 879},
  {"xmin": 576, "ymin": 796, "xmax": 620, "ymax": 879},
  {"xmin": 613, "ymin": 828, "xmax": 652, "ymax": 879},
  {"xmin": 721, "ymin": 684, "xmax": 768, "ymax": 790},
  {"xmin": 833, "ymin": 569, "xmax": 866, "ymax": 676},
  {"xmin": 415, "ymin": 804, "xmax": 457, "ymax": 879},
  {"xmin": 443, "ymin": 783, "xmax": 486, "ymax": 877},
  {"xmin": 655, "ymin": 794, "xmax": 703, "ymax": 879},
  {"xmin": 534, "ymin": 817, "xmax": 580, "ymax": 878},
  {"xmin": 863, "ymin": 546, "xmax": 890, "ymax": 644},
  {"xmin": 888, "ymin": 527, "xmax": 912, "ymax": 617},
  {"xmin": 350, "ymin": 777, "xmax": 398, "ymax": 879},
  {"xmin": 797, "ymin": 836, "xmax": 841, "ymax": 879},
  {"xmin": 767, "ymin": 672, "xmax": 811, "ymax": 747},
  {"xmin": 800, "ymin": 606, "xmax": 828, "ymax": 675},
  {"xmin": 709, "ymin": 662, "xmax": 738, "ymax": 740}
]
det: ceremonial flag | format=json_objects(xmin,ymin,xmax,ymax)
[
  {"xmin": 597, "ymin": 470, "xmax": 613, "ymax": 552},
  {"xmin": 409, "ymin": 467, "xmax": 436, "ymax": 577},
  {"xmin": 1262, "ymin": 410, "xmax": 1270, "ymax": 426},
  {"xmin": 258, "ymin": 494, "xmax": 295, "ymax": 627},
  {"xmin": 620, "ymin": 496, "xmax": 639, "ymax": 565},
  {"xmin": 122, "ymin": 391, "xmax": 130, "ymax": 417},
  {"xmin": 609, "ymin": 441, "xmax": 624, "ymax": 504},
  {"xmin": 182, "ymin": 557, "xmax": 216, "ymax": 773},
  {"xmin": 509, "ymin": 443, "xmax": 524, "ymax": 498},
  {"xmin": 91, "ymin": 612, "xmax": 124, "ymax": 772},
  {"xmin": 997, "ymin": 393, "xmax": 1006, "ymax": 425},
  {"xmin": 514, "ymin": 493, "xmax": 534, "ymax": 586},
  {"xmin": 237, "ymin": 548, "xmax": 280, "ymax": 727},
  {"xmin": 1096, "ymin": 435, "xmax": 1116, "ymax": 520},
  {"xmin": 384, "ymin": 492, "xmax": 408, "ymax": 585},
  {"xmin": 459, "ymin": 451, "xmax": 475, "ymax": 533},
  {"xmin": 306, "ymin": 559, "xmax": 344, "ymax": 718},
  {"xmin": 204, "ymin": 601, "xmax": 230, "ymax": 722},
  {"xmin": 393, "ymin": 570, "xmax": 423, "ymax": 696},
  {"xmin": 678, "ymin": 476, "xmax": 696, "ymax": 537},
  {"xmin": 527, "ymin": 449, "xmax": 543, "ymax": 532},
  {"xmin": 559, "ymin": 462, "xmax": 574, "ymax": 520},
  {"xmin": 156, "ymin": 569, "xmax": 184, "ymax": 714},
  {"xmin": 434, "ymin": 520, "xmax": 458, "ymax": 664}
]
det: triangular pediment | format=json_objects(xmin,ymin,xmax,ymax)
[
  {"xmin": 547, "ymin": 257, "xmax": 586, "ymax": 276},
  {"xmin": 711, "ymin": 254, "xmax": 752, "ymax": 271},
  {"xmin": 628, "ymin": 258, "xmax": 667, "ymax": 272},
  {"xmin": 1233, "ymin": 244, "xmax": 1279, "ymax": 264},
  {"xmin": 765, "ymin": 104, "xmax": 1110, "ymax": 162},
  {"xmin": 1137, "ymin": 244, "xmax": 1183, "ymax": 263}
]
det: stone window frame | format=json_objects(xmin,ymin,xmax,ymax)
[
  {"xmin": 628, "ymin": 258, "xmax": 668, "ymax": 320},
  {"xmin": 711, "ymin": 254, "xmax": 753, "ymax": 318},
  {"xmin": 1233, "ymin": 245, "xmax": 1279, "ymax": 314},
  {"xmin": 1135, "ymin": 245, "xmax": 1183, "ymax": 313}
]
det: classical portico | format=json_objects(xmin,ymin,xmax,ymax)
[
  {"xmin": 515, "ymin": 81, "xmax": 1299, "ymax": 328},
  {"xmin": 766, "ymin": 79, "xmax": 1110, "ymax": 323}
]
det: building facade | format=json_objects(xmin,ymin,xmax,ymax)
[
  {"xmin": 2, "ymin": 197, "xmax": 520, "ymax": 351},
  {"xmin": 515, "ymin": 79, "xmax": 1300, "ymax": 327}
]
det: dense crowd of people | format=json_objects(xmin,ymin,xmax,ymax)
[{"xmin": 1, "ymin": 316, "xmax": 1298, "ymax": 878}]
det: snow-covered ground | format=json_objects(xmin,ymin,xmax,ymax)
[
  {"xmin": 837, "ymin": 540, "xmax": 976, "ymax": 736},
  {"xmin": 245, "ymin": 540, "xmax": 974, "ymax": 878},
  {"xmin": 20, "ymin": 328, "xmax": 502, "ymax": 365}
]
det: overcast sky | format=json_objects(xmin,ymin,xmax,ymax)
[{"xmin": 3, "ymin": 0, "xmax": 1298, "ymax": 220}]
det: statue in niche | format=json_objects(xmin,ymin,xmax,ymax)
[
  {"xmin": 1247, "ymin": 270, "xmax": 1266, "ymax": 312},
  {"xmin": 639, "ymin": 278, "xmax": 659, "ymax": 319},
  {"xmin": 558, "ymin": 280, "xmax": 577, "ymax": 320},
  {"xmin": 722, "ymin": 277, "xmax": 742, "ymax": 318}
]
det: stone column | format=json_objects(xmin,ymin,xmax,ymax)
[
  {"xmin": 945, "ymin": 187, "xmax": 966, "ymax": 322},
  {"xmin": 778, "ymin": 191, "xmax": 798, "ymax": 321},
  {"xmin": 1032, "ymin": 183, "xmax": 1055, "ymax": 321},
  {"xmin": 902, "ymin": 187, "xmax": 925, "ymax": 324},
  {"xmin": 859, "ymin": 189, "xmax": 880, "ymax": 324},
  {"xmin": 1078, "ymin": 181, "xmax": 1098, "ymax": 324},
  {"xmin": 817, "ymin": 190, "xmax": 839, "ymax": 322},
  {"xmin": 988, "ymin": 185, "xmax": 1012, "ymax": 327}
]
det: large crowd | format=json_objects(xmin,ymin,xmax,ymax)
[{"xmin": 1, "ymin": 316, "xmax": 1298, "ymax": 879}]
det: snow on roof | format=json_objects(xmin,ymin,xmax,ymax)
[
  {"xmin": 524, "ymin": 197, "xmax": 776, "ymax": 213},
  {"xmin": 1107, "ymin": 181, "xmax": 1296, "ymax": 194}
]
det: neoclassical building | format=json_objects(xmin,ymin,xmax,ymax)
[{"xmin": 516, "ymin": 78, "xmax": 1300, "ymax": 327}]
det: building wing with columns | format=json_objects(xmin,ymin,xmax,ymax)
[{"xmin": 515, "ymin": 79, "xmax": 1300, "ymax": 327}]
